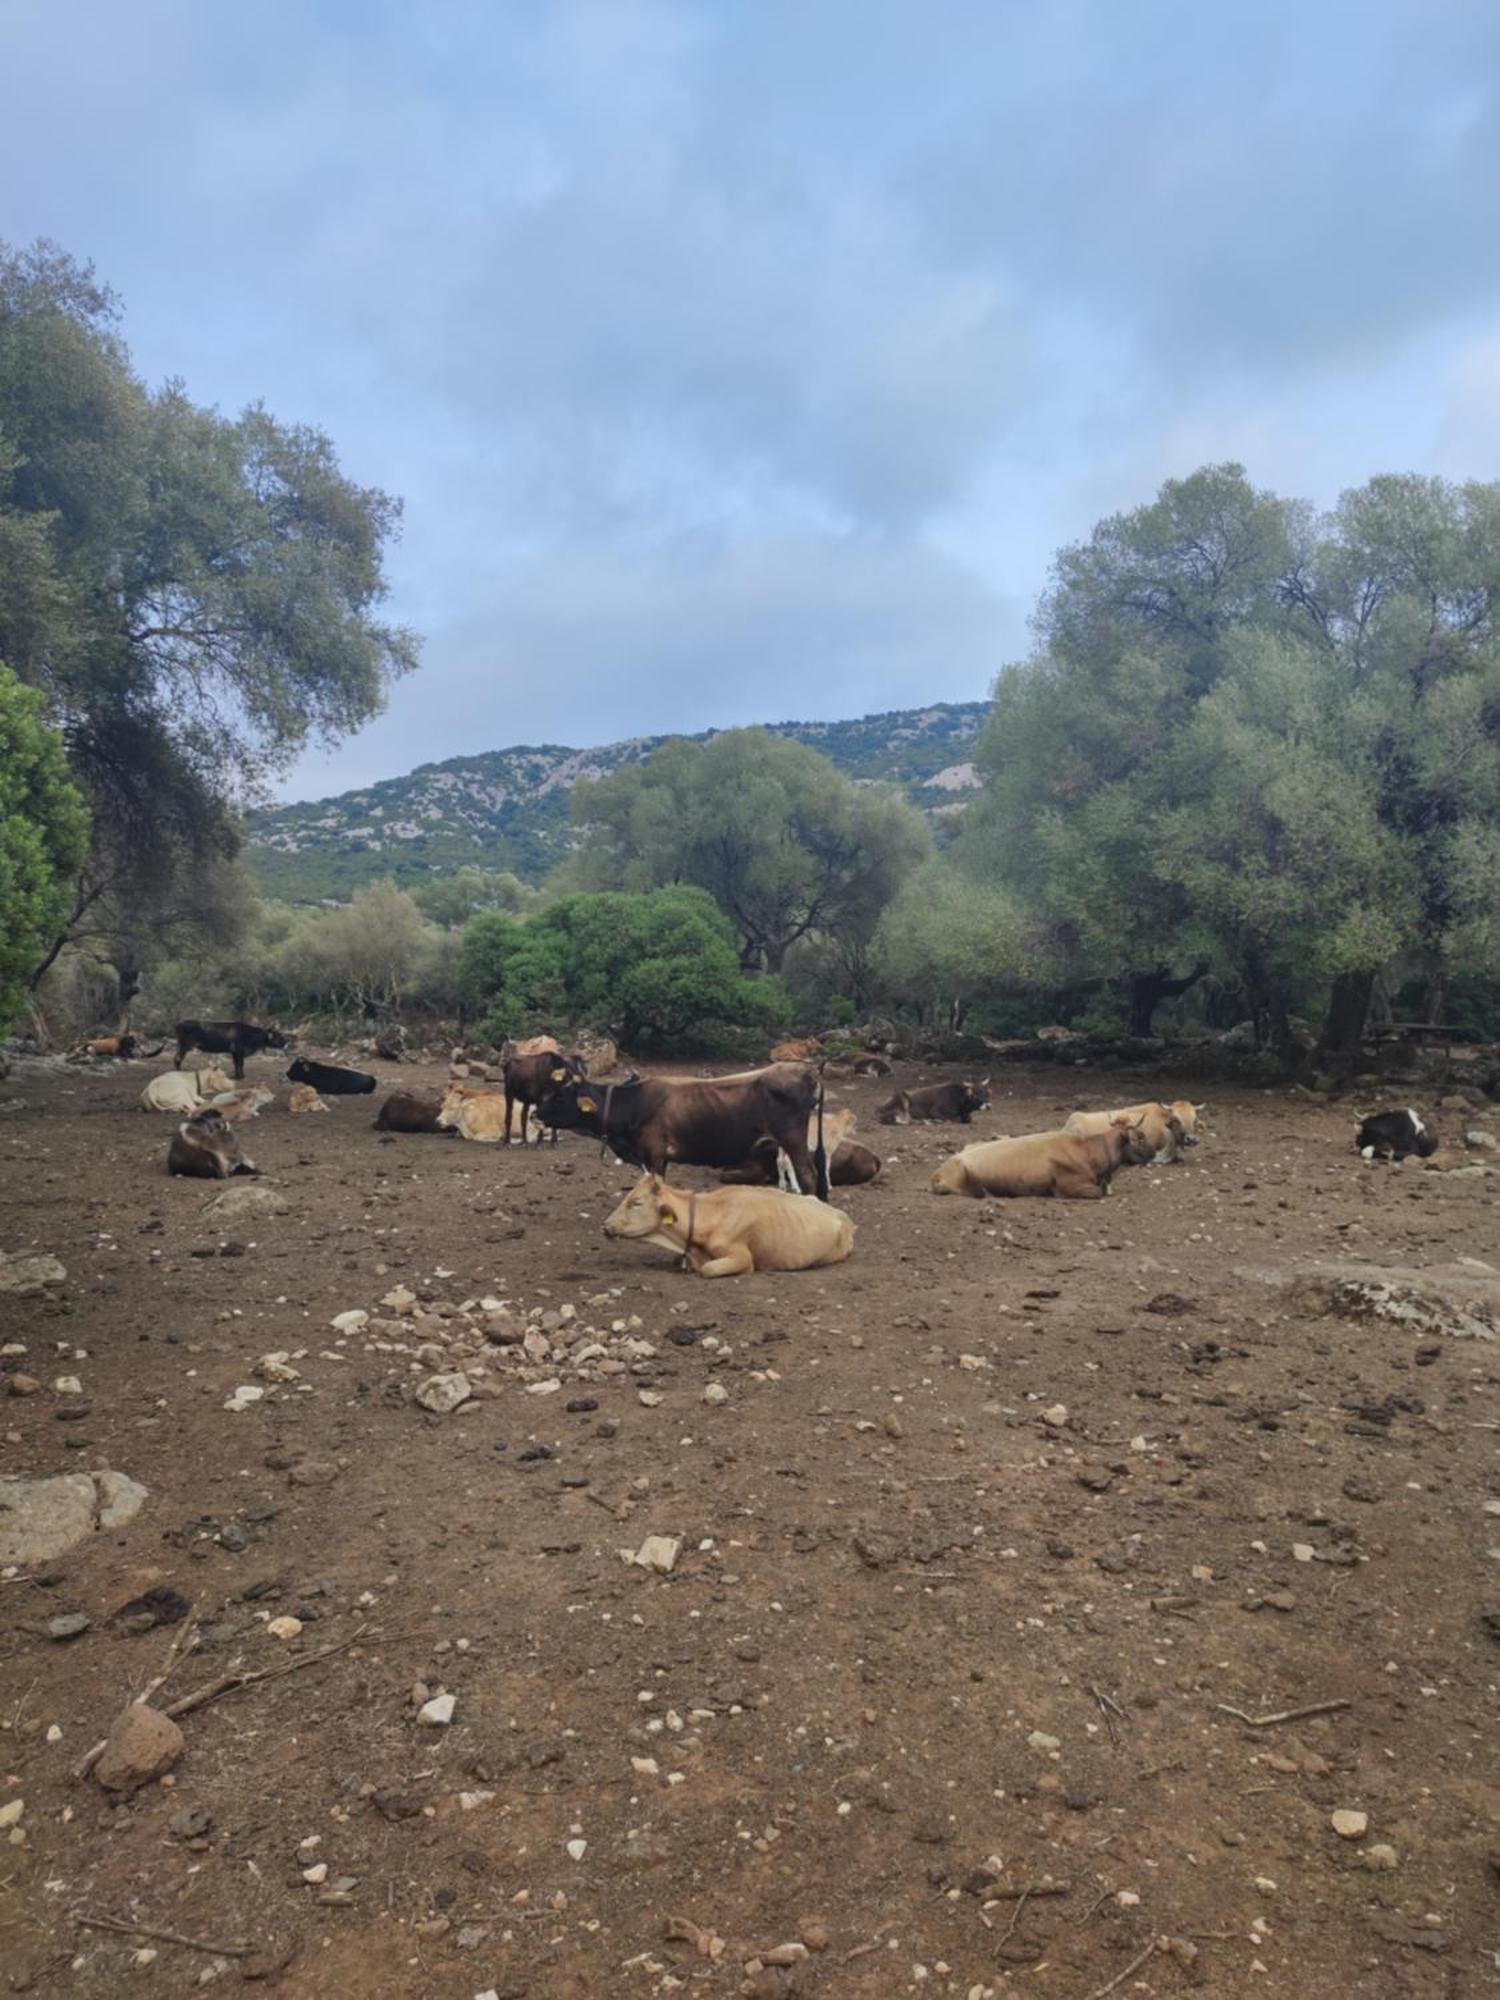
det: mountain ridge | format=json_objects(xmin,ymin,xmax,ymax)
[{"xmin": 248, "ymin": 700, "xmax": 989, "ymax": 902}]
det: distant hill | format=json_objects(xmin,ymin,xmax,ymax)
[{"xmin": 246, "ymin": 702, "xmax": 989, "ymax": 903}]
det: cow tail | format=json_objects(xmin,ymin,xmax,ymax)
[{"xmin": 814, "ymin": 1068, "xmax": 829, "ymax": 1202}]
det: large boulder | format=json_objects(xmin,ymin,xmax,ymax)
[
  {"xmin": 1237, "ymin": 1260, "xmax": 1499, "ymax": 1342},
  {"xmin": 0, "ymin": 1469, "xmax": 148, "ymax": 1565}
]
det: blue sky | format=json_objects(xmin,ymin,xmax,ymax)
[{"xmin": 5, "ymin": 0, "xmax": 1500, "ymax": 799}]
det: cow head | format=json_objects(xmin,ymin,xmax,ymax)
[
  {"xmin": 286, "ymin": 1058, "xmax": 313, "ymax": 1085},
  {"xmin": 964, "ymin": 1077, "xmax": 992, "ymax": 1115},
  {"xmin": 1116, "ymin": 1117, "xmax": 1157, "ymax": 1166},
  {"xmin": 603, "ymin": 1174, "xmax": 674, "ymax": 1240},
  {"xmin": 1414, "ymin": 1128, "xmax": 1439, "ymax": 1158},
  {"xmin": 1168, "ymin": 1099, "xmax": 1204, "ymax": 1144},
  {"xmin": 435, "ymin": 1086, "xmax": 466, "ymax": 1130},
  {"xmin": 534, "ymin": 1078, "xmax": 606, "ymax": 1134},
  {"xmin": 262, "ymin": 1026, "xmax": 289, "ymax": 1051}
]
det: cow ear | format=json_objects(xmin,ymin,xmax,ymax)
[{"xmin": 550, "ymin": 1067, "xmax": 566, "ymax": 1082}]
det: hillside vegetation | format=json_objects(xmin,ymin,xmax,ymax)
[{"xmin": 246, "ymin": 703, "xmax": 985, "ymax": 902}]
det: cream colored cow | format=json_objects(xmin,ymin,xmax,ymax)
[{"xmin": 604, "ymin": 1175, "xmax": 854, "ymax": 1277}]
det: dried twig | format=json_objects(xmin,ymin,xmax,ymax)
[
  {"xmin": 1214, "ymin": 1698, "xmax": 1350, "ymax": 1728},
  {"xmin": 162, "ymin": 1625, "xmax": 366, "ymax": 1721},
  {"xmin": 73, "ymin": 1910, "xmax": 251, "ymax": 1957},
  {"xmin": 993, "ymin": 1889, "xmax": 1032, "ymax": 1960},
  {"xmin": 1090, "ymin": 1683, "xmax": 1126, "ymax": 1747},
  {"xmin": 1087, "ymin": 1936, "xmax": 1159, "ymax": 1998},
  {"xmin": 983, "ymin": 1881, "xmax": 1070, "ymax": 1902}
]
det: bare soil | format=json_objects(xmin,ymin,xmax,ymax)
[{"xmin": 2, "ymin": 1054, "xmax": 1498, "ymax": 2000}]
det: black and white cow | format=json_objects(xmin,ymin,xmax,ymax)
[{"xmin": 1355, "ymin": 1108, "xmax": 1437, "ymax": 1162}]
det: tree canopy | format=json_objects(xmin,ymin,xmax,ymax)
[
  {"xmin": 960, "ymin": 463, "xmax": 1500, "ymax": 1048},
  {"xmin": 0, "ymin": 662, "xmax": 89, "ymax": 1031},
  {"xmin": 569, "ymin": 727, "xmax": 929, "ymax": 974},
  {"xmin": 0, "ymin": 239, "xmax": 418, "ymax": 990}
]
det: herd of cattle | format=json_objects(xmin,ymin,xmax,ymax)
[{"xmin": 77, "ymin": 1017, "xmax": 1447, "ymax": 1277}]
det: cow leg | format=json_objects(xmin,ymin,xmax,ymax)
[
  {"xmin": 695, "ymin": 1244, "xmax": 755, "ymax": 1278},
  {"xmin": 503, "ymin": 1089, "xmax": 515, "ymax": 1144},
  {"xmin": 776, "ymin": 1149, "xmax": 800, "ymax": 1194},
  {"xmin": 174, "ymin": 1038, "xmax": 188, "ymax": 1071},
  {"xmin": 1056, "ymin": 1174, "xmax": 1106, "ymax": 1199},
  {"xmin": 232, "ymin": 1046, "xmax": 246, "ymax": 1081},
  {"xmin": 782, "ymin": 1134, "xmax": 818, "ymax": 1197}
]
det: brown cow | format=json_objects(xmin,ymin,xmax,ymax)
[
  {"xmin": 503, "ymin": 1049, "xmax": 587, "ymax": 1145},
  {"xmin": 720, "ymin": 1106, "xmax": 880, "ymax": 1188},
  {"xmin": 168, "ymin": 1108, "xmax": 257, "ymax": 1179},
  {"xmin": 83, "ymin": 1032, "xmax": 165, "ymax": 1060},
  {"xmin": 770, "ymin": 1037, "xmax": 822, "ymax": 1062},
  {"xmin": 374, "ymin": 1090, "xmax": 451, "ymax": 1134},
  {"xmin": 537, "ymin": 1063, "xmax": 828, "ymax": 1198},
  {"xmin": 932, "ymin": 1122, "xmax": 1153, "ymax": 1199},
  {"xmin": 289, "ymin": 1083, "xmax": 329, "ymax": 1114},
  {"xmin": 878, "ymin": 1077, "xmax": 990, "ymax": 1125}
]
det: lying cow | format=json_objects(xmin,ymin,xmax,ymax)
[
  {"xmin": 878, "ymin": 1077, "xmax": 990, "ymax": 1126},
  {"xmin": 167, "ymin": 1108, "xmax": 257, "ymax": 1179},
  {"xmin": 1064, "ymin": 1100, "xmax": 1192, "ymax": 1163},
  {"xmin": 536, "ymin": 1062, "xmax": 829, "ymax": 1198},
  {"xmin": 436, "ymin": 1085, "xmax": 509, "ymax": 1143},
  {"xmin": 175, "ymin": 1019, "xmax": 288, "ymax": 1081},
  {"xmin": 209, "ymin": 1083, "xmax": 275, "ymax": 1122},
  {"xmin": 770, "ymin": 1036, "xmax": 823, "ymax": 1062},
  {"xmin": 84, "ymin": 1032, "xmax": 165, "ymax": 1060},
  {"xmin": 289, "ymin": 1083, "xmax": 329, "ymax": 1113},
  {"xmin": 932, "ymin": 1121, "xmax": 1154, "ymax": 1199},
  {"xmin": 720, "ymin": 1106, "xmax": 881, "ymax": 1189},
  {"xmin": 503, "ymin": 1048, "xmax": 587, "ymax": 1145},
  {"xmin": 375, "ymin": 1090, "xmax": 451, "ymax": 1134},
  {"xmin": 142, "ymin": 1071, "xmax": 206, "ymax": 1114},
  {"xmin": 1356, "ymin": 1108, "xmax": 1437, "ymax": 1162},
  {"xmin": 604, "ymin": 1175, "xmax": 854, "ymax": 1277},
  {"xmin": 286, "ymin": 1056, "xmax": 376, "ymax": 1097}
]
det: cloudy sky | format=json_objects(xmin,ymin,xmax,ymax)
[{"xmin": 6, "ymin": 0, "xmax": 1500, "ymax": 800}]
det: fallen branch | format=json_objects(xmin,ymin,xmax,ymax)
[
  {"xmin": 992, "ymin": 1889, "xmax": 1031, "ymax": 1961},
  {"xmin": 1087, "ymin": 1936, "xmax": 1159, "ymax": 1998},
  {"xmin": 983, "ymin": 1881, "xmax": 1071, "ymax": 1902},
  {"xmin": 73, "ymin": 1911, "xmax": 250, "ymax": 1958},
  {"xmin": 1214, "ymin": 1698, "xmax": 1350, "ymax": 1728},
  {"xmin": 162, "ymin": 1625, "xmax": 366, "ymax": 1721}
]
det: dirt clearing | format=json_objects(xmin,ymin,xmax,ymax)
[{"xmin": 2, "ymin": 1056, "xmax": 1498, "ymax": 1998}]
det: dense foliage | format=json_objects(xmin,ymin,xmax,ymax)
[
  {"xmin": 569, "ymin": 728, "xmax": 930, "ymax": 974},
  {"xmin": 0, "ymin": 239, "xmax": 417, "ymax": 997},
  {"xmin": 0, "ymin": 663, "xmax": 89, "ymax": 1030},
  {"xmin": 459, "ymin": 887, "xmax": 789, "ymax": 1050}
]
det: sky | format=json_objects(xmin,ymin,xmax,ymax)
[{"xmin": 5, "ymin": 0, "xmax": 1500, "ymax": 801}]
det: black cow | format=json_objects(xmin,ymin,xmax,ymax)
[
  {"xmin": 536, "ymin": 1062, "xmax": 829, "ymax": 1199},
  {"xmin": 504, "ymin": 1049, "xmax": 587, "ymax": 1145},
  {"xmin": 877, "ymin": 1077, "xmax": 991, "ymax": 1126},
  {"xmin": 1356, "ymin": 1108, "xmax": 1438, "ymax": 1162},
  {"xmin": 175, "ymin": 1019, "xmax": 289, "ymax": 1081},
  {"xmin": 286, "ymin": 1056, "xmax": 377, "ymax": 1096},
  {"xmin": 374, "ymin": 1089, "xmax": 451, "ymax": 1133}
]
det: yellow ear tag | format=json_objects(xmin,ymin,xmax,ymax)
[
  {"xmin": 660, "ymin": 1208, "xmax": 676, "ymax": 1225},
  {"xmin": 550, "ymin": 1068, "xmax": 566, "ymax": 1082},
  {"xmin": 578, "ymin": 1096, "xmax": 597, "ymax": 1112}
]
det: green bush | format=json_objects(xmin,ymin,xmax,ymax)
[
  {"xmin": 0, "ymin": 663, "xmax": 89, "ymax": 1030},
  {"xmin": 460, "ymin": 887, "xmax": 789, "ymax": 1052}
]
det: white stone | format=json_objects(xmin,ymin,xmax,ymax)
[
  {"xmin": 0, "ymin": 1799, "xmax": 23, "ymax": 1828},
  {"xmin": 565, "ymin": 1837, "xmax": 587, "ymax": 1861},
  {"xmin": 254, "ymin": 1352, "xmax": 299, "ymax": 1383},
  {"xmin": 1026, "ymin": 1731, "xmax": 1060, "ymax": 1753},
  {"xmin": 331, "ymin": 1310, "xmax": 369, "ymax": 1334},
  {"xmin": 418, "ymin": 1694, "xmax": 456, "ymax": 1726},
  {"xmin": 267, "ymin": 1616, "xmax": 303, "ymax": 1641},
  {"xmin": 701, "ymin": 1382, "xmax": 729, "ymax": 1406},
  {"xmin": 54, "ymin": 1376, "xmax": 83, "ymax": 1395},
  {"xmin": 1331, "ymin": 1809, "xmax": 1368, "ymax": 1838},
  {"xmin": 1292, "ymin": 1543, "xmax": 1315, "ymax": 1562},
  {"xmin": 223, "ymin": 1385, "xmax": 265, "ymax": 1412},
  {"xmin": 1041, "ymin": 1404, "xmax": 1068, "ymax": 1429},
  {"xmin": 415, "ymin": 1373, "xmax": 471, "ymax": 1415}
]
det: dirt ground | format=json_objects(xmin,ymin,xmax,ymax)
[{"xmin": 2, "ymin": 1050, "xmax": 1498, "ymax": 2000}]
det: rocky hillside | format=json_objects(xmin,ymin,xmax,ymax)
[{"xmin": 247, "ymin": 702, "xmax": 988, "ymax": 903}]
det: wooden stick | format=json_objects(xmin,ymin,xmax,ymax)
[
  {"xmin": 1087, "ymin": 1936, "xmax": 1158, "ymax": 1998},
  {"xmin": 75, "ymin": 1613, "xmax": 202, "ymax": 1780},
  {"xmin": 162, "ymin": 1626, "xmax": 366, "ymax": 1721},
  {"xmin": 1214, "ymin": 1698, "xmax": 1350, "ymax": 1728},
  {"xmin": 73, "ymin": 1911, "xmax": 250, "ymax": 1958},
  {"xmin": 983, "ymin": 1881, "xmax": 1071, "ymax": 1902},
  {"xmin": 993, "ymin": 1889, "xmax": 1032, "ymax": 1960}
]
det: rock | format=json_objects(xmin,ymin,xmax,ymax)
[
  {"xmin": 266, "ymin": 1615, "xmax": 303, "ymax": 1640},
  {"xmin": 565, "ymin": 1837, "xmax": 587, "ymax": 1861},
  {"xmin": 1342, "ymin": 1478, "xmax": 1381, "ymax": 1503},
  {"xmin": 288, "ymin": 1457, "xmax": 340, "ymax": 1488},
  {"xmin": 701, "ymin": 1382, "xmax": 729, "ymax": 1406},
  {"xmin": 0, "ymin": 1469, "xmax": 147, "ymax": 1564},
  {"xmin": 0, "ymin": 1251, "xmax": 67, "ymax": 1296},
  {"xmin": 1331, "ymin": 1809, "xmax": 1369, "ymax": 1839},
  {"xmin": 93, "ymin": 1702, "xmax": 184, "ymax": 1793},
  {"xmin": 54, "ymin": 1375, "xmax": 82, "ymax": 1395},
  {"xmin": 419, "ymin": 1693, "xmax": 456, "ymax": 1725},
  {"xmin": 1041, "ymin": 1404, "xmax": 1069, "ymax": 1429},
  {"xmin": 254, "ymin": 1352, "xmax": 300, "ymax": 1383},
  {"xmin": 223, "ymin": 1385, "xmax": 265, "ymax": 1412},
  {"xmin": 0, "ymin": 1798, "xmax": 24, "ymax": 1829},
  {"xmin": 1237, "ymin": 1259, "xmax": 1499, "ymax": 1341},
  {"xmin": 1362, "ymin": 1843, "xmax": 1399, "ymax": 1871},
  {"xmin": 415, "ymin": 1373, "xmax": 472, "ymax": 1415},
  {"xmin": 206, "ymin": 1183, "xmax": 288, "ymax": 1220},
  {"xmin": 1465, "ymin": 1129, "xmax": 1499, "ymax": 1151},
  {"xmin": 47, "ymin": 1611, "xmax": 91, "ymax": 1640},
  {"xmin": 630, "ymin": 1535, "xmax": 681, "ymax": 1574},
  {"xmin": 1292, "ymin": 1543, "xmax": 1315, "ymax": 1562},
  {"xmin": 330, "ymin": 1310, "xmax": 369, "ymax": 1334},
  {"xmin": 798, "ymin": 1918, "xmax": 832, "ymax": 1952},
  {"xmin": 6, "ymin": 1374, "xmax": 40, "ymax": 1396},
  {"xmin": 168, "ymin": 1805, "xmax": 212, "ymax": 1839},
  {"xmin": 1027, "ymin": 1731, "xmax": 1061, "ymax": 1753}
]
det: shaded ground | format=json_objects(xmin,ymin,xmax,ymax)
[{"xmin": 2, "ymin": 1053, "xmax": 1498, "ymax": 1999}]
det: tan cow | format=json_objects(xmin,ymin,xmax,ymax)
[
  {"xmin": 932, "ymin": 1122, "xmax": 1154, "ymax": 1199},
  {"xmin": 719, "ymin": 1105, "xmax": 869, "ymax": 1188},
  {"xmin": 436, "ymin": 1085, "xmax": 510, "ymax": 1143},
  {"xmin": 604, "ymin": 1175, "xmax": 854, "ymax": 1277},
  {"xmin": 1064, "ymin": 1101, "xmax": 1188, "ymax": 1162},
  {"xmin": 510, "ymin": 1035, "xmax": 561, "ymax": 1056},
  {"xmin": 195, "ymin": 1065, "xmax": 234, "ymax": 1098},
  {"xmin": 289, "ymin": 1082, "xmax": 330, "ymax": 1113},
  {"xmin": 1167, "ymin": 1099, "xmax": 1204, "ymax": 1145},
  {"xmin": 140, "ymin": 1071, "xmax": 205, "ymax": 1114},
  {"xmin": 210, "ymin": 1083, "xmax": 275, "ymax": 1122},
  {"xmin": 770, "ymin": 1036, "xmax": 822, "ymax": 1062}
]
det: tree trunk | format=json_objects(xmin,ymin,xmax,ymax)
[
  {"xmin": 1127, "ymin": 960, "xmax": 1211, "ymax": 1037},
  {"xmin": 1421, "ymin": 970, "xmax": 1447, "ymax": 1026},
  {"xmin": 1319, "ymin": 969, "xmax": 1376, "ymax": 1057}
]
